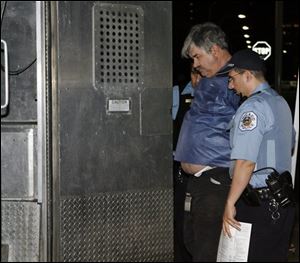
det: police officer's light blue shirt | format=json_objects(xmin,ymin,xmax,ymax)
[
  {"xmin": 230, "ymin": 83, "xmax": 293, "ymax": 187},
  {"xmin": 181, "ymin": 81, "xmax": 195, "ymax": 96},
  {"xmin": 172, "ymin": 82, "xmax": 195, "ymax": 120},
  {"xmin": 174, "ymin": 72, "xmax": 240, "ymax": 167},
  {"xmin": 172, "ymin": 85, "xmax": 180, "ymax": 120}
]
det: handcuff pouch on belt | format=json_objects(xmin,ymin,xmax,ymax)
[{"xmin": 242, "ymin": 168, "xmax": 295, "ymax": 207}]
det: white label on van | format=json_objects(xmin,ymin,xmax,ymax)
[{"xmin": 108, "ymin": 99, "xmax": 130, "ymax": 112}]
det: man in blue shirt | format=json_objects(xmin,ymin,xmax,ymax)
[
  {"xmin": 223, "ymin": 49, "xmax": 295, "ymax": 261},
  {"xmin": 174, "ymin": 22, "xmax": 240, "ymax": 261}
]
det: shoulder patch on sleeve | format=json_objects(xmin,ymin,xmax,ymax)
[{"xmin": 239, "ymin": 111, "xmax": 257, "ymax": 131}]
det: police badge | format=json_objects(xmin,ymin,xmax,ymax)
[{"xmin": 239, "ymin": 111, "xmax": 257, "ymax": 131}]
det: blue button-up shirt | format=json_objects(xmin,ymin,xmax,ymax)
[
  {"xmin": 230, "ymin": 83, "xmax": 293, "ymax": 187},
  {"xmin": 174, "ymin": 74, "xmax": 240, "ymax": 167}
]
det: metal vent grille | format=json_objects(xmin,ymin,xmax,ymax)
[
  {"xmin": 93, "ymin": 3, "xmax": 144, "ymax": 87},
  {"xmin": 60, "ymin": 189, "xmax": 173, "ymax": 262}
]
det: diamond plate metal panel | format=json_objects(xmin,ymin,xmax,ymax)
[
  {"xmin": 1, "ymin": 201, "xmax": 40, "ymax": 262},
  {"xmin": 61, "ymin": 189, "xmax": 173, "ymax": 262}
]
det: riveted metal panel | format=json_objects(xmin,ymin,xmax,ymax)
[
  {"xmin": 0, "ymin": 1, "xmax": 37, "ymax": 121},
  {"xmin": 1, "ymin": 201, "xmax": 40, "ymax": 262},
  {"xmin": 61, "ymin": 189, "xmax": 173, "ymax": 262},
  {"xmin": 1, "ymin": 126, "xmax": 37, "ymax": 199},
  {"xmin": 54, "ymin": 1, "xmax": 172, "ymax": 261},
  {"xmin": 56, "ymin": 1, "xmax": 172, "ymax": 194},
  {"xmin": 141, "ymin": 87, "xmax": 172, "ymax": 136}
]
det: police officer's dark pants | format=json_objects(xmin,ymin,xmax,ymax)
[
  {"xmin": 236, "ymin": 199, "xmax": 296, "ymax": 262},
  {"xmin": 183, "ymin": 167, "xmax": 231, "ymax": 262}
]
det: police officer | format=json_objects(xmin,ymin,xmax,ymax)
[
  {"xmin": 174, "ymin": 22, "xmax": 240, "ymax": 261},
  {"xmin": 223, "ymin": 49, "xmax": 295, "ymax": 262}
]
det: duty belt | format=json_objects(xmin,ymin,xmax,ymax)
[{"xmin": 254, "ymin": 187, "xmax": 272, "ymax": 201}]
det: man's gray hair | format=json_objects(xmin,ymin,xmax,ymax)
[{"xmin": 181, "ymin": 22, "xmax": 228, "ymax": 58}]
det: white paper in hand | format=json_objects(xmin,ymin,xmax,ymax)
[{"xmin": 217, "ymin": 222, "xmax": 252, "ymax": 262}]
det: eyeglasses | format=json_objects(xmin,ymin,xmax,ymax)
[{"xmin": 228, "ymin": 72, "xmax": 243, "ymax": 83}]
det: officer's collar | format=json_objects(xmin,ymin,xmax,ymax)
[
  {"xmin": 215, "ymin": 62, "xmax": 234, "ymax": 77},
  {"xmin": 249, "ymin": 82, "xmax": 270, "ymax": 97}
]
